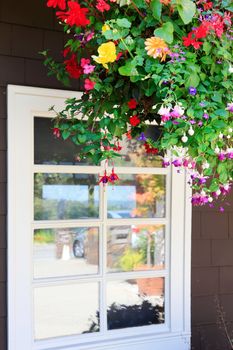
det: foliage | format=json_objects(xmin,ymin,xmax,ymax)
[
  {"xmin": 118, "ymin": 248, "xmax": 144, "ymax": 271},
  {"xmin": 43, "ymin": 0, "xmax": 233, "ymax": 205}
]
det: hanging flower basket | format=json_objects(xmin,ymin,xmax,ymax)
[{"xmin": 42, "ymin": 0, "xmax": 233, "ymax": 206}]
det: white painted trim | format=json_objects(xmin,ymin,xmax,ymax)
[{"xmin": 8, "ymin": 85, "xmax": 191, "ymax": 350}]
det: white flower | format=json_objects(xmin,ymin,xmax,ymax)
[
  {"xmin": 219, "ymin": 132, "xmax": 224, "ymax": 139},
  {"xmin": 216, "ymin": 189, "xmax": 221, "ymax": 196},
  {"xmin": 188, "ymin": 127, "xmax": 194, "ymax": 136},
  {"xmin": 229, "ymin": 65, "xmax": 233, "ymax": 73},
  {"xmin": 158, "ymin": 105, "xmax": 171, "ymax": 116},
  {"xmin": 224, "ymin": 184, "xmax": 230, "ymax": 191},
  {"xmin": 227, "ymin": 135, "xmax": 231, "ymax": 139},
  {"xmin": 181, "ymin": 134, "xmax": 188, "ymax": 143},
  {"xmin": 229, "ymin": 127, "xmax": 233, "ymax": 133},
  {"xmin": 202, "ymin": 162, "xmax": 209, "ymax": 169},
  {"xmin": 215, "ymin": 147, "xmax": 220, "ymax": 154},
  {"xmin": 208, "ymin": 197, "xmax": 213, "ymax": 203},
  {"xmin": 172, "ymin": 104, "xmax": 185, "ymax": 117}
]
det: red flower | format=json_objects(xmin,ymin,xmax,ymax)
[
  {"xmin": 203, "ymin": 2, "xmax": 212, "ymax": 11},
  {"xmin": 126, "ymin": 130, "xmax": 132, "ymax": 139},
  {"xmin": 63, "ymin": 47, "xmax": 70, "ymax": 58},
  {"xmin": 64, "ymin": 54, "xmax": 83, "ymax": 78},
  {"xmin": 116, "ymin": 52, "xmax": 123, "ymax": 61},
  {"xmin": 129, "ymin": 115, "xmax": 140, "ymax": 127},
  {"xmin": 84, "ymin": 78, "xmax": 96, "ymax": 91},
  {"xmin": 53, "ymin": 127, "xmax": 61, "ymax": 138},
  {"xmin": 195, "ymin": 22, "xmax": 211, "ymax": 39},
  {"xmin": 128, "ymin": 99, "xmax": 138, "ymax": 109},
  {"xmin": 144, "ymin": 143, "xmax": 158, "ymax": 155},
  {"xmin": 183, "ymin": 32, "xmax": 203, "ymax": 49},
  {"xmin": 56, "ymin": 1, "xmax": 90, "ymax": 27},
  {"xmin": 96, "ymin": 0, "xmax": 110, "ymax": 12},
  {"xmin": 47, "ymin": 0, "xmax": 66, "ymax": 10}
]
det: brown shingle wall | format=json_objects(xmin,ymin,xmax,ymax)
[{"xmin": 192, "ymin": 192, "xmax": 233, "ymax": 350}]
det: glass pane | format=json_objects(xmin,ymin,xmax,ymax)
[
  {"xmin": 107, "ymin": 175, "xmax": 166, "ymax": 218},
  {"xmin": 107, "ymin": 278, "xmax": 164, "ymax": 330},
  {"xmin": 34, "ymin": 227, "xmax": 99, "ymax": 278},
  {"xmin": 107, "ymin": 225, "xmax": 165, "ymax": 272},
  {"xmin": 34, "ymin": 117, "xmax": 93, "ymax": 165},
  {"xmin": 34, "ymin": 173, "xmax": 99, "ymax": 220},
  {"xmin": 113, "ymin": 126, "xmax": 162, "ymax": 167},
  {"xmin": 34, "ymin": 283, "xmax": 99, "ymax": 339}
]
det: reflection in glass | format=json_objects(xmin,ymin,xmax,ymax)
[
  {"xmin": 34, "ymin": 227, "xmax": 99, "ymax": 278},
  {"xmin": 113, "ymin": 126, "xmax": 162, "ymax": 167},
  {"xmin": 107, "ymin": 175, "xmax": 165, "ymax": 218},
  {"xmin": 106, "ymin": 278, "xmax": 164, "ymax": 330},
  {"xmin": 34, "ymin": 283, "xmax": 99, "ymax": 339},
  {"xmin": 34, "ymin": 117, "xmax": 93, "ymax": 165},
  {"xmin": 34, "ymin": 173, "xmax": 99, "ymax": 220},
  {"xmin": 107, "ymin": 225, "xmax": 165, "ymax": 272}
]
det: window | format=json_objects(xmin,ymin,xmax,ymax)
[{"xmin": 8, "ymin": 86, "xmax": 192, "ymax": 350}]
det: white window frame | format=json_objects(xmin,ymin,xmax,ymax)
[{"xmin": 8, "ymin": 85, "xmax": 192, "ymax": 350}]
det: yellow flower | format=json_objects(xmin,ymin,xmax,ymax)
[
  {"xmin": 145, "ymin": 37, "xmax": 170, "ymax": 62},
  {"xmin": 92, "ymin": 42, "xmax": 117, "ymax": 69},
  {"xmin": 102, "ymin": 24, "xmax": 110, "ymax": 33}
]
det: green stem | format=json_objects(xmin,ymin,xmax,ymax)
[{"xmin": 120, "ymin": 38, "xmax": 134, "ymax": 59}]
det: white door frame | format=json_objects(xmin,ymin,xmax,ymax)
[{"xmin": 7, "ymin": 85, "xmax": 192, "ymax": 350}]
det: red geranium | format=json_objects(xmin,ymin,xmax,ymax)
[
  {"xmin": 128, "ymin": 99, "xmax": 138, "ymax": 109},
  {"xmin": 56, "ymin": 1, "xmax": 90, "ymax": 27},
  {"xmin": 203, "ymin": 2, "xmax": 213, "ymax": 11},
  {"xmin": 129, "ymin": 115, "xmax": 140, "ymax": 127},
  {"xmin": 64, "ymin": 54, "xmax": 83, "ymax": 78},
  {"xmin": 47, "ymin": 0, "xmax": 66, "ymax": 10},
  {"xmin": 96, "ymin": 0, "xmax": 110, "ymax": 12},
  {"xmin": 144, "ymin": 143, "xmax": 158, "ymax": 155},
  {"xmin": 195, "ymin": 21, "xmax": 211, "ymax": 39},
  {"xmin": 183, "ymin": 32, "xmax": 203, "ymax": 49}
]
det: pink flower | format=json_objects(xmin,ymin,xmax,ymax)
[
  {"xmin": 81, "ymin": 58, "xmax": 90, "ymax": 67},
  {"xmin": 83, "ymin": 64, "xmax": 95, "ymax": 74},
  {"xmin": 96, "ymin": 0, "xmax": 110, "ymax": 12},
  {"xmin": 86, "ymin": 31, "xmax": 95, "ymax": 41},
  {"xmin": 84, "ymin": 78, "xmax": 96, "ymax": 90}
]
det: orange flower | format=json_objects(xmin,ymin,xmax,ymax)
[
  {"xmin": 145, "ymin": 37, "xmax": 170, "ymax": 62},
  {"xmin": 160, "ymin": 0, "xmax": 171, "ymax": 5}
]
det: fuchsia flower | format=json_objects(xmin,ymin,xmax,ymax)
[
  {"xmin": 226, "ymin": 102, "xmax": 233, "ymax": 112},
  {"xmin": 53, "ymin": 127, "xmax": 61, "ymax": 138}
]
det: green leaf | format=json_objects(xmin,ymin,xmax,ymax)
[
  {"xmin": 176, "ymin": 0, "xmax": 196, "ymax": 24},
  {"xmin": 185, "ymin": 73, "xmax": 200, "ymax": 88},
  {"xmin": 150, "ymin": 0, "xmax": 162, "ymax": 20},
  {"xmin": 62, "ymin": 130, "xmax": 70, "ymax": 140},
  {"xmin": 78, "ymin": 134, "xmax": 87, "ymax": 143},
  {"xmin": 212, "ymin": 120, "xmax": 226, "ymax": 129},
  {"xmin": 118, "ymin": 61, "xmax": 139, "ymax": 76},
  {"xmin": 200, "ymin": 56, "xmax": 213, "ymax": 65},
  {"xmin": 154, "ymin": 22, "xmax": 174, "ymax": 44},
  {"xmin": 116, "ymin": 18, "xmax": 131, "ymax": 28},
  {"xmin": 203, "ymin": 42, "xmax": 212, "ymax": 55}
]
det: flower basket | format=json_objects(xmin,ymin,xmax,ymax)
[{"xmin": 43, "ymin": 0, "xmax": 233, "ymax": 207}]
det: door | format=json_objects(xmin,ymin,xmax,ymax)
[{"xmin": 8, "ymin": 85, "xmax": 191, "ymax": 350}]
